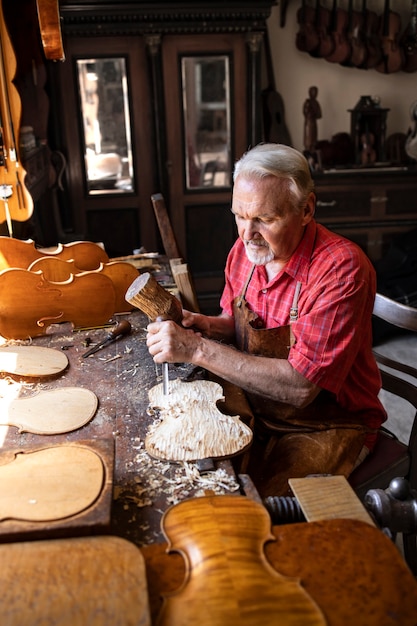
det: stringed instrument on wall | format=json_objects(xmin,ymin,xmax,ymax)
[
  {"xmin": 315, "ymin": 0, "xmax": 335, "ymax": 58},
  {"xmin": 362, "ymin": 0, "xmax": 383, "ymax": 69},
  {"xmin": 296, "ymin": 0, "xmax": 320, "ymax": 54},
  {"xmin": 0, "ymin": 2, "xmax": 33, "ymax": 236},
  {"xmin": 324, "ymin": 0, "xmax": 351, "ymax": 63},
  {"xmin": 401, "ymin": 0, "xmax": 417, "ymax": 72},
  {"xmin": 346, "ymin": 0, "xmax": 368, "ymax": 67},
  {"xmin": 376, "ymin": 0, "xmax": 403, "ymax": 73}
]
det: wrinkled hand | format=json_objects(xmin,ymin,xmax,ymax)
[{"xmin": 146, "ymin": 318, "xmax": 201, "ymax": 364}]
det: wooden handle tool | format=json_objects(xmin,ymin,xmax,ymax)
[
  {"xmin": 125, "ymin": 273, "xmax": 183, "ymax": 394},
  {"xmin": 82, "ymin": 319, "xmax": 131, "ymax": 358}
]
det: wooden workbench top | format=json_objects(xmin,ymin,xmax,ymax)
[{"xmin": 0, "ymin": 311, "xmax": 240, "ymax": 546}]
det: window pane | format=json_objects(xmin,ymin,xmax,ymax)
[{"xmin": 77, "ymin": 58, "xmax": 134, "ymax": 194}]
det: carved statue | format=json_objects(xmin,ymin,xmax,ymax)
[{"xmin": 303, "ymin": 86, "xmax": 322, "ymax": 153}]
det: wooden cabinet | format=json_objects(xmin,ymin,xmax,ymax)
[
  {"xmin": 313, "ymin": 167, "xmax": 417, "ymax": 263},
  {"xmin": 44, "ymin": 1, "xmax": 274, "ymax": 312}
]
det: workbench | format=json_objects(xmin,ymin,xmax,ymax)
[
  {"xmin": 1, "ymin": 310, "xmax": 417, "ymax": 625},
  {"xmin": 0, "ymin": 310, "xmax": 240, "ymax": 547}
]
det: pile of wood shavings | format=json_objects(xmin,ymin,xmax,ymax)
[{"xmin": 115, "ymin": 438, "xmax": 240, "ymax": 509}]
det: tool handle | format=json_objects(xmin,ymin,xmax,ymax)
[
  {"xmin": 125, "ymin": 272, "xmax": 183, "ymax": 324},
  {"xmin": 107, "ymin": 319, "xmax": 132, "ymax": 340}
]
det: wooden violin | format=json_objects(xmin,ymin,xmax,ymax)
[
  {"xmin": 0, "ymin": 2, "xmax": 33, "ymax": 235},
  {"xmin": 325, "ymin": 0, "xmax": 351, "ymax": 64},
  {"xmin": 157, "ymin": 496, "xmax": 326, "ymax": 626},
  {"xmin": 362, "ymin": 0, "xmax": 383, "ymax": 69},
  {"xmin": 376, "ymin": 0, "xmax": 403, "ymax": 73},
  {"xmin": 0, "ymin": 268, "xmax": 116, "ymax": 339},
  {"xmin": 315, "ymin": 0, "xmax": 335, "ymax": 58},
  {"xmin": 346, "ymin": 0, "xmax": 368, "ymax": 67},
  {"xmin": 36, "ymin": 0, "xmax": 65, "ymax": 61},
  {"xmin": 296, "ymin": 0, "xmax": 320, "ymax": 54},
  {"xmin": 401, "ymin": 0, "xmax": 417, "ymax": 73},
  {"xmin": 0, "ymin": 237, "xmax": 109, "ymax": 272}
]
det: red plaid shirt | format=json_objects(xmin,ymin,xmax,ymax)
[{"xmin": 220, "ymin": 220, "xmax": 386, "ymax": 435}]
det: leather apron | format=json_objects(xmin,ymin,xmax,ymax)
[{"xmin": 232, "ymin": 266, "xmax": 370, "ymax": 497}]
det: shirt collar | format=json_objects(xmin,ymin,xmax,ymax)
[{"xmin": 282, "ymin": 219, "xmax": 316, "ymax": 283}]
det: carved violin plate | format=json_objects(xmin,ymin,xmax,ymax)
[
  {"xmin": 158, "ymin": 495, "xmax": 325, "ymax": 625},
  {"xmin": 1, "ymin": 387, "xmax": 98, "ymax": 434},
  {"xmin": 28, "ymin": 257, "xmax": 138, "ymax": 313},
  {"xmin": 0, "ymin": 237, "xmax": 109, "ymax": 272},
  {"xmin": 0, "ymin": 268, "xmax": 115, "ymax": 339},
  {"xmin": 0, "ymin": 445, "xmax": 105, "ymax": 522},
  {"xmin": 0, "ymin": 345, "xmax": 68, "ymax": 377},
  {"xmin": 146, "ymin": 379, "xmax": 253, "ymax": 461}
]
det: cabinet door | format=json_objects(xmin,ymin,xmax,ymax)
[
  {"xmin": 51, "ymin": 36, "xmax": 157, "ymax": 257},
  {"xmin": 162, "ymin": 34, "xmax": 250, "ymax": 311}
]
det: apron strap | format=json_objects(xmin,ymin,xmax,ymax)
[
  {"xmin": 289, "ymin": 280, "xmax": 302, "ymax": 347},
  {"xmin": 236, "ymin": 264, "xmax": 256, "ymax": 308}
]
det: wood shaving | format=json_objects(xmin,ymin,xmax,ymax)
[{"xmin": 114, "ymin": 438, "xmax": 240, "ymax": 511}]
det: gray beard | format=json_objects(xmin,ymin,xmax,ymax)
[{"xmin": 244, "ymin": 241, "xmax": 275, "ymax": 265}]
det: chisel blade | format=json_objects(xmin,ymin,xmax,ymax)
[{"xmin": 162, "ymin": 362, "xmax": 169, "ymax": 395}]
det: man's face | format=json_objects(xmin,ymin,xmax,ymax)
[{"xmin": 231, "ymin": 175, "xmax": 314, "ymax": 267}]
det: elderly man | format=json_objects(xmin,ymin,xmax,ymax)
[{"xmin": 146, "ymin": 143, "xmax": 386, "ymax": 496}]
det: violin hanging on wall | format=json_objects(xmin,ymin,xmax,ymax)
[{"xmin": 0, "ymin": 1, "xmax": 33, "ymax": 236}]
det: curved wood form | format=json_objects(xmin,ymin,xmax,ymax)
[
  {"xmin": 36, "ymin": 0, "xmax": 65, "ymax": 61},
  {"xmin": 401, "ymin": 0, "xmax": 417, "ymax": 72},
  {"xmin": 28, "ymin": 258, "xmax": 139, "ymax": 313},
  {"xmin": 347, "ymin": 0, "xmax": 367, "ymax": 67},
  {"xmin": 2, "ymin": 387, "xmax": 98, "ymax": 435},
  {"xmin": 125, "ymin": 272, "xmax": 183, "ymax": 324},
  {"xmin": 143, "ymin": 518, "xmax": 417, "ymax": 625},
  {"xmin": 362, "ymin": 1, "xmax": 383, "ymax": 69},
  {"xmin": 157, "ymin": 495, "xmax": 325, "ymax": 626},
  {"xmin": 0, "ymin": 345, "xmax": 68, "ymax": 377},
  {"xmin": 325, "ymin": 0, "xmax": 351, "ymax": 64},
  {"xmin": 0, "ymin": 2, "xmax": 33, "ymax": 232},
  {"xmin": 0, "ymin": 445, "xmax": 104, "ymax": 522},
  {"xmin": 376, "ymin": 0, "xmax": 403, "ymax": 74},
  {"xmin": 146, "ymin": 379, "xmax": 253, "ymax": 461},
  {"xmin": 0, "ymin": 268, "xmax": 115, "ymax": 339},
  {"xmin": 0, "ymin": 237, "xmax": 109, "ymax": 272},
  {"xmin": 295, "ymin": 0, "xmax": 320, "ymax": 54}
]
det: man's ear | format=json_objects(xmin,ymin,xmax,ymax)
[{"xmin": 302, "ymin": 192, "xmax": 316, "ymax": 225}]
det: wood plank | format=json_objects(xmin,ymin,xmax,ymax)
[
  {"xmin": 170, "ymin": 259, "xmax": 200, "ymax": 312},
  {"xmin": 288, "ymin": 475, "xmax": 375, "ymax": 526},
  {"xmin": 0, "ymin": 535, "xmax": 150, "ymax": 625}
]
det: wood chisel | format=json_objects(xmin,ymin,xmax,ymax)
[{"xmin": 82, "ymin": 320, "xmax": 131, "ymax": 357}]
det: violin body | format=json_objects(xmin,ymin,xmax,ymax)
[
  {"xmin": 363, "ymin": 6, "xmax": 383, "ymax": 69},
  {"xmin": 316, "ymin": 4, "xmax": 335, "ymax": 58},
  {"xmin": 325, "ymin": 0, "xmax": 351, "ymax": 64},
  {"xmin": 347, "ymin": 0, "xmax": 368, "ymax": 67},
  {"xmin": 401, "ymin": 0, "xmax": 417, "ymax": 73},
  {"xmin": 376, "ymin": 0, "xmax": 403, "ymax": 73},
  {"xmin": 0, "ymin": 237, "xmax": 109, "ymax": 272},
  {"xmin": 28, "ymin": 257, "xmax": 138, "ymax": 313},
  {"xmin": 157, "ymin": 495, "xmax": 326, "ymax": 626},
  {"xmin": 296, "ymin": 0, "xmax": 320, "ymax": 54},
  {"xmin": 0, "ymin": 269, "xmax": 116, "ymax": 339},
  {"xmin": 0, "ymin": 2, "xmax": 33, "ymax": 230}
]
